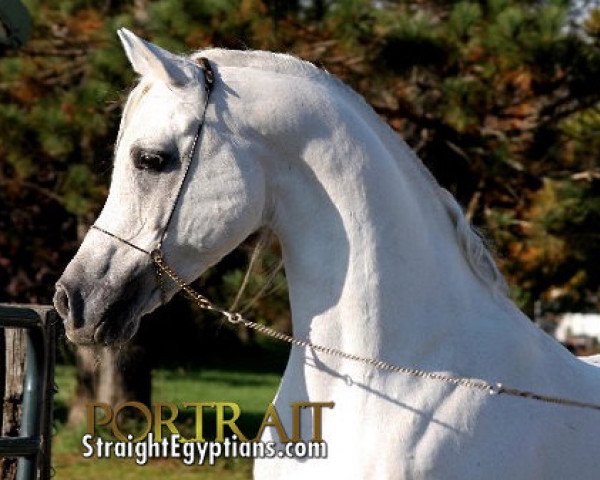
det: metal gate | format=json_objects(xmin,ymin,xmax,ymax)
[{"xmin": 0, "ymin": 305, "xmax": 57, "ymax": 480}]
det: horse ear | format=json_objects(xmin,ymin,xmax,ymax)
[{"xmin": 117, "ymin": 28, "xmax": 196, "ymax": 86}]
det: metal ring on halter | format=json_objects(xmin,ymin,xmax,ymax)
[
  {"xmin": 489, "ymin": 383, "xmax": 503, "ymax": 395},
  {"xmin": 224, "ymin": 312, "xmax": 243, "ymax": 324},
  {"xmin": 150, "ymin": 249, "xmax": 163, "ymax": 262}
]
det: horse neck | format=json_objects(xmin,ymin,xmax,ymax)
[
  {"xmin": 258, "ymin": 79, "xmax": 514, "ymax": 368},
  {"xmin": 214, "ymin": 62, "xmax": 592, "ymax": 401}
]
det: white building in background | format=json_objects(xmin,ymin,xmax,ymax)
[{"xmin": 554, "ymin": 313, "xmax": 600, "ymax": 343}]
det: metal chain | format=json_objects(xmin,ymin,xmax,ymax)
[
  {"xmin": 150, "ymin": 249, "xmax": 600, "ymax": 412},
  {"xmin": 154, "ymin": 261, "xmax": 167, "ymax": 305}
]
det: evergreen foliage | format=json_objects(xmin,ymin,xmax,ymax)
[{"xmin": 1, "ymin": 0, "xmax": 599, "ymax": 336}]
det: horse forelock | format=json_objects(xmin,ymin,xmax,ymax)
[{"xmin": 114, "ymin": 80, "xmax": 153, "ymax": 155}]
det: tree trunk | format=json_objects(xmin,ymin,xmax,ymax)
[
  {"xmin": 97, "ymin": 343, "xmax": 151, "ymax": 407},
  {"xmin": 68, "ymin": 341, "xmax": 151, "ymax": 426},
  {"xmin": 67, "ymin": 345, "xmax": 100, "ymax": 426},
  {"xmin": 1, "ymin": 329, "xmax": 26, "ymax": 480}
]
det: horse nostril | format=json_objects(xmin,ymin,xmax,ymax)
[
  {"xmin": 54, "ymin": 284, "xmax": 70, "ymax": 320},
  {"xmin": 54, "ymin": 282, "xmax": 86, "ymax": 330}
]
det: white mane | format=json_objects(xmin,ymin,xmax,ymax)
[{"xmin": 194, "ymin": 48, "xmax": 509, "ymax": 297}]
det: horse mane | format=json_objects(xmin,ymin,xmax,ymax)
[{"xmin": 194, "ymin": 48, "xmax": 509, "ymax": 297}]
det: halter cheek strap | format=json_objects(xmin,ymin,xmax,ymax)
[
  {"xmin": 157, "ymin": 57, "xmax": 214, "ymax": 251},
  {"xmin": 91, "ymin": 57, "xmax": 215, "ymax": 305}
]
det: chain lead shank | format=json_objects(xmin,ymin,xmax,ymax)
[{"xmin": 151, "ymin": 250, "xmax": 600, "ymax": 413}]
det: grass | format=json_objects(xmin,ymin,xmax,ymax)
[
  {"xmin": 52, "ymin": 364, "xmax": 282, "ymax": 479},
  {"xmin": 53, "ymin": 453, "xmax": 254, "ymax": 480}
]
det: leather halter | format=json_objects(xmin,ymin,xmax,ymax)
[{"xmin": 91, "ymin": 57, "xmax": 215, "ymax": 304}]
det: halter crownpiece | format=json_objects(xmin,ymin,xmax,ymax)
[{"xmin": 88, "ymin": 56, "xmax": 600, "ymax": 413}]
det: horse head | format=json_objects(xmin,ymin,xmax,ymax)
[{"xmin": 54, "ymin": 30, "xmax": 267, "ymax": 345}]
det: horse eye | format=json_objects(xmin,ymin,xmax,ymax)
[{"xmin": 132, "ymin": 148, "xmax": 168, "ymax": 171}]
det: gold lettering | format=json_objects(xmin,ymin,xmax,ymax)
[
  {"xmin": 153, "ymin": 402, "xmax": 180, "ymax": 441},
  {"xmin": 86, "ymin": 402, "xmax": 112, "ymax": 436},
  {"xmin": 215, "ymin": 402, "xmax": 248, "ymax": 442},
  {"xmin": 307, "ymin": 401, "xmax": 334, "ymax": 442},
  {"xmin": 181, "ymin": 402, "xmax": 215, "ymax": 442},
  {"xmin": 111, "ymin": 401, "xmax": 152, "ymax": 442},
  {"xmin": 254, "ymin": 403, "xmax": 289, "ymax": 442},
  {"xmin": 289, "ymin": 402, "xmax": 305, "ymax": 442}
]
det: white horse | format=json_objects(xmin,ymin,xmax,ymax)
[{"xmin": 55, "ymin": 29, "xmax": 600, "ymax": 479}]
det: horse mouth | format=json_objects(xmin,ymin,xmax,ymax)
[
  {"xmin": 69, "ymin": 287, "xmax": 143, "ymax": 346},
  {"xmin": 62, "ymin": 308, "xmax": 140, "ymax": 346},
  {"xmin": 87, "ymin": 275, "xmax": 147, "ymax": 345},
  {"xmin": 58, "ymin": 291, "xmax": 142, "ymax": 346},
  {"xmin": 92, "ymin": 317, "xmax": 112, "ymax": 344},
  {"xmin": 92, "ymin": 312, "xmax": 139, "ymax": 346}
]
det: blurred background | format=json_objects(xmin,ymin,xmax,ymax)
[{"xmin": 1, "ymin": 0, "xmax": 599, "ymax": 478}]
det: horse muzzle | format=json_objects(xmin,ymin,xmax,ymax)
[{"xmin": 54, "ymin": 275, "xmax": 142, "ymax": 346}]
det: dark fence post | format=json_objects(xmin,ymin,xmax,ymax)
[{"xmin": 0, "ymin": 305, "xmax": 57, "ymax": 480}]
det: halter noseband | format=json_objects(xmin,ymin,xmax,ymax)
[{"xmin": 91, "ymin": 57, "xmax": 215, "ymax": 305}]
